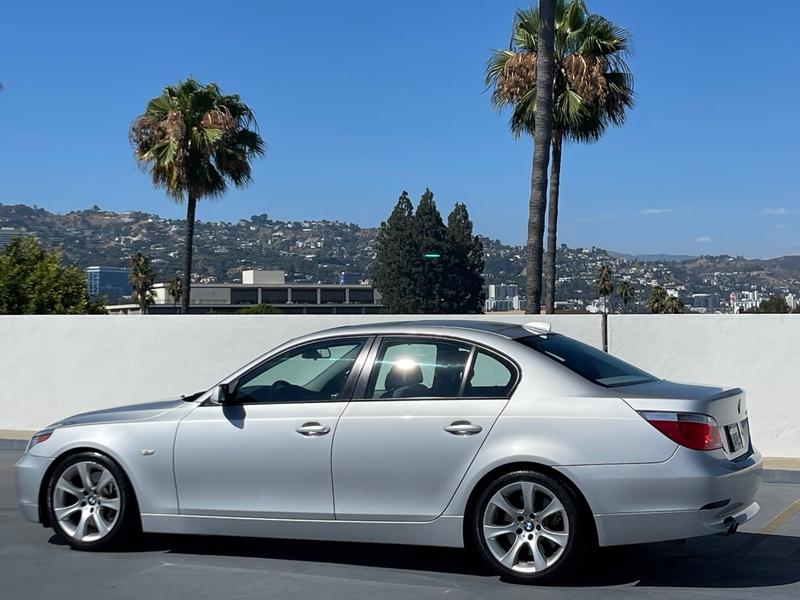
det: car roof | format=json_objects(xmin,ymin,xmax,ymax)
[{"xmin": 307, "ymin": 319, "xmax": 531, "ymax": 340}]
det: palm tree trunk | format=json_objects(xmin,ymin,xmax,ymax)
[
  {"xmin": 525, "ymin": 0, "xmax": 556, "ymax": 314},
  {"xmin": 543, "ymin": 130, "xmax": 563, "ymax": 314},
  {"xmin": 181, "ymin": 196, "xmax": 196, "ymax": 314},
  {"xmin": 601, "ymin": 308, "xmax": 608, "ymax": 352}
]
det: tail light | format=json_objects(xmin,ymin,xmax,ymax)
[{"xmin": 639, "ymin": 411, "xmax": 722, "ymax": 451}]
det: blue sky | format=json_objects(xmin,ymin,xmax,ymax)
[{"xmin": 2, "ymin": 1, "xmax": 799, "ymax": 257}]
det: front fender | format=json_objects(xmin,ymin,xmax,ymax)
[{"xmin": 30, "ymin": 419, "xmax": 181, "ymax": 516}]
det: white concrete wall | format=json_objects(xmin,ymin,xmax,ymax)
[
  {"xmin": 0, "ymin": 314, "xmax": 797, "ymax": 457},
  {"xmin": 608, "ymin": 315, "xmax": 800, "ymax": 459}
]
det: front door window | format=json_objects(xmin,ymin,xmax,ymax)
[{"xmin": 233, "ymin": 338, "xmax": 366, "ymax": 404}]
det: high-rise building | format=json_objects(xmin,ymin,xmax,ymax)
[{"xmin": 86, "ymin": 266, "xmax": 131, "ymax": 300}]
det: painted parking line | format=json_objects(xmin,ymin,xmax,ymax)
[
  {"xmin": 733, "ymin": 497, "xmax": 800, "ymax": 557},
  {"xmin": 760, "ymin": 498, "xmax": 800, "ymax": 535}
]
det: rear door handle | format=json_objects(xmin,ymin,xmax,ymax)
[
  {"xmin": 295, "ymin": 422, "xmax": 331, "ymax": 436},
  {"xmin": 444, "ymin": 421, "xmax": 483, "ymax": 436}
]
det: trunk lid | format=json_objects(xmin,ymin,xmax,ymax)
[{"xmin": 617, "ymin": 380, "xmax": 751, "ymax": 459}]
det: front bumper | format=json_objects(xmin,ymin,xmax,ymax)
[
  {"xmin": 14, "ymin": 452, "xmax": 53, "ymax": 524},
  {"xmin": 557, "ymin": 447, "xmax": 763, "ymax": 546}
]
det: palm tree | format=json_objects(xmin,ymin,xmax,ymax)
[
  {"xmin": 131, "ymin": 78, "xmax": 265, "ymax": 313},
  {"xmin": 648, "ymin": 285, "xmax": 684, "ymax": 314},
  {"xmin": 647, "ymin": 286, "xmax": 667, "ymax": 313},
  {"xmin": 618, "ymin": 279, "xmax": 635, "ymax": 313},
  {"xmin": 664, "ymin": 295, "xmax": 684, "ymax": 314},
  {"xmin": 596, "ymin": 265, "xmax": 613, "ymax": 351},
  {"xmin": 491, "ymin": 0, "xmax": 556, "ymax": 313},
  {"xmin": 487, "ymin": 0, "xmax": 634, "ymax": 314},
  {"xmin": 166, "ymin": 275, "xmax": 182, "ymax": 311},
  {"xmin": 129, "ymin": 252, "xmax": 155, "ymax": 314}
]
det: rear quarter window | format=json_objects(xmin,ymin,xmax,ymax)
[
  {"xmin": 516, "ymin": 334, "xmax": 656, "ymax": 388},
  {"xmin": 464, "ymin": 350, "xmax": 516, "ymax": 397}
]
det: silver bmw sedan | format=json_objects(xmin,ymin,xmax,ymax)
[{"xmin": 15, "ymin": 320, "xmax": 762, "ymax": 583}]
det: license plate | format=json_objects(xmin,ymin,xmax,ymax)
[{"xmin": 727, "ymin": 423, "xmax": 744, "ymax": 451}]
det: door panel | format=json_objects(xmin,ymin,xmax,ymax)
[
  {"xmin": 173, "ymin": 336, "xmax": 371, "ymax": 520},
  {"xmin": 332, "ymin": 398, "xmax": 507, "ymax": 521},
  {"xmin": 174, "ymin": 401, "xmax": 346, "ymax": 519}
]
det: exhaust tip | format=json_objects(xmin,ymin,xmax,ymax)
[{"xmin": 723, "ymin": 517, "xmax": 739, "ymax": 535}]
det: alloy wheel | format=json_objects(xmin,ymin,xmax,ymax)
[
  {"xmin": 52, "ymin": 460, "xmax": 121, "ymax": 542},
  {"xmin": 481, "ymin": 480, "xmax": 570, "ymax": 573}
]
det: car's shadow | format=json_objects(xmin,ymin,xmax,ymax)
[{"xmin": 53, "ymin": 531, "xmax": 799, "ymax": 588}]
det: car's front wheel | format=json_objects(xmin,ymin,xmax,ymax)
[
  {"xmin": 46, "ymin": 451, "xmax": 139, "ymax": 550},
  {"xmin": 471, "ymin": 470, "xmax": 590, "ymax": 583}
]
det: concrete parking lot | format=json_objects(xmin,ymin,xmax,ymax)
[{"xmin": 1, "ymin": 449, "xmax": 799, "ymax": 599}]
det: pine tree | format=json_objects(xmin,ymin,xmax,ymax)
[
  {"xmin": 373, "ymin": 190, "xmax": 486, "ymax": 314},
  {"xmin": 373, "ymin": 192, "xmax": 420, "ymax": 313},
  {"xmin": 413, "ymin": 189, "xmax": 447, "ymax": 313},
  {"xmin": 443, "ymin": 203, "xmax": 485, "ymax": 313}
]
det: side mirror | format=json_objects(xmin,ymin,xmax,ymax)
[{"xmin": 210, "ymin": 383, "xmax": 232, "ymax": 404}]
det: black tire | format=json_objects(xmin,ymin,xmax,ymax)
[
  {"xmin": 470, "ymin": 470, "xmax": 591, "ymax": 584},
  {"xmin": 46, "ymin": 451, "xmax": 140, "ymax": 551}
]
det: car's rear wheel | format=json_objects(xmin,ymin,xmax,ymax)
[
  {"xmin": 46, "ymin": 452, "xmax": 139, "ymax": 550},
  {"xmin": 471, "ymin": 470, "xmax": 590, "ymax": 583}
]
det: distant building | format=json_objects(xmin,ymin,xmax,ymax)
[
  {"xmin": 86, "ymin": 266, "xmax": 131, "ymax": 300},
  {"xmin": 730, "ymin": 290, "xmax": 761, "ymax": 313},
  {"xmin": 0, "ymin": 227, "xmax": 35, "ymax": 249},
  {"xmin": 140, "ymin": 269, "xmax": 382, "ymax": 314},
  {"xmin": 242, "ymin": 269, "xmax": 285, "ymax": 285},
  {"xmin": 691, "ymin": 293, "xmax": 721, "ymax": 310},
  {"xmin": 485, "ymin": 283, "xmax": 526, "ymax": 312}
]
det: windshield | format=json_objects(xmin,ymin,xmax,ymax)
[{"xmin": 516, "ymin": 334, "xmax": 657, "ymax": 388}]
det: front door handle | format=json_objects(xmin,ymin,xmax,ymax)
[
  {"xmin": 295, "ymin": 422, "xmax": 331, "ymax": 437},
  {"xmin": 444, "ymin": 421, "xmax": 483, "ymax": 436}
]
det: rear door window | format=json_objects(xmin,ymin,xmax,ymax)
[{"xmin": 365, "ymin": 338, "xmax": 472, "ymax": 399}]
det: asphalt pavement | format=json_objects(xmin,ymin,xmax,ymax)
[{"xmin": 1, "ymin": 449, "xmax": 799, "ymax": 599}]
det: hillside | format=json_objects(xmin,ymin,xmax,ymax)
[{"xmin": 3, "ymin": 203, "xmax": 800, "ymax": 308}]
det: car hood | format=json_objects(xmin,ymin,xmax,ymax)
[{"xmin": 53, "ymin": 398, "xmax": 189, "ymax": 428}]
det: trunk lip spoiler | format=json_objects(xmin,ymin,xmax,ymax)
[{"xmin": 706, "ymin": 387, "xmax": 744, "ymax": 401}]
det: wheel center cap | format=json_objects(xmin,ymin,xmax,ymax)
[
  {"xmin": 87, "ymin": 496, "xmax": 97, "ymax": 506},
  {"xmin": 523, "ymin": 521, "xmax": 534, "ymax": 532}
]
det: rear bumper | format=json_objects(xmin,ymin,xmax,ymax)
[
  {"xmin": 14, "ymin": 452, "xmax": 53, "ymax": 524},
  {"xmin": 592, "ymin": 500, "xmax": 759, "ymax": 546},
  {"xmin": 557, "ymin": 447, "xmax": 763, "ymax": 546}
]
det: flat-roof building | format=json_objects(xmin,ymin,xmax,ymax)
[
  {"xmin": 0, "ymin": 227, "xmax": 35, "ymax": 250},
  {"xmin": 142, "ymin": 270, "xmax": 382, "ymax": 314}
]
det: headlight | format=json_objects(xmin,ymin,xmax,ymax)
[{"xmin": 27, "ymin": 430, "xmax": 53, "ymax": 452}]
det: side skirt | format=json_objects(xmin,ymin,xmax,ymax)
[{"xmin": 141, "ymin": 514, "xmax": 465, "ymax": 548}]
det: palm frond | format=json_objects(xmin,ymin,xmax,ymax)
[
  {"xmin": 511, "ymin": 7, "xmax": 539, "ymax": 52},
  {"xmin": 130, "ymin": 79, "xmax": 264, "ymax": 202},
  {"xmin": 486, "ymin": 0, "xmax": 634, "ymax": 142},
  {"xmin": 577, "ymin": 15, "xmax": 631, "ymax": 57}
]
